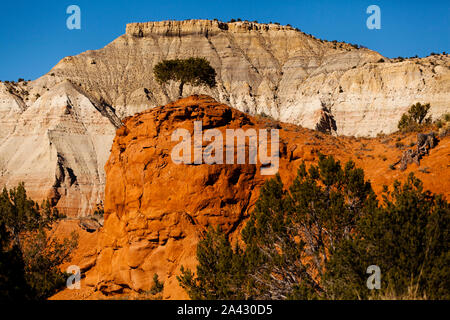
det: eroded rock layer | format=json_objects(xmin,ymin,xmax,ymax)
[
  {"xmin": 67, "ymin": 95, "xmax": 449, "ymax": 300},
  {"xmin": 0, "ymin": 19, "xmax": 448, "ymax": 216}
]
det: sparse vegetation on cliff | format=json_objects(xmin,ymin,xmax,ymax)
[
  {"xmin": 153, "ymin": 57, "xmax": 217, "ymax": 98},
  {"xmin": 398, "ymin": 102, "xmax": 432, "ymax": 133},
  {"xmin": 150, "ymin": 273, "xmax": 164, "ymax": 295}
]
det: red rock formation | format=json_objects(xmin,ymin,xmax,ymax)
[
  {"xmin": 54, "ymin": 95, "xmax": 449, "ymax": 300},
  {"xmin": 86, "ymin": 95, "xmax": 282, "ymax": 298}
]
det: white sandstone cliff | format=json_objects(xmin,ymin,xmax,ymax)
[{"xmin": 0, "ymin": 19, "xmax": 448, "ymax": 216}]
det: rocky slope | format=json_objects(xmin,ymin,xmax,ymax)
[
  {"xmin": 0, "ymin": 81, "xmax": 117, "ymax": 216},
  {"xmin": 0, "ymin": 19, "xmax": 448, "ymax": 216},
  {"xmin": 50, "ymin": 95, "xmax": 449, "ymax": 300}
]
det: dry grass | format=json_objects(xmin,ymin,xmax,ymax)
[{"xmin": 369, "ymin": 285, "xmax": 427, "ymax": 300}]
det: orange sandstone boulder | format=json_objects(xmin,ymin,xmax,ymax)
[
  {"xmin": 87, "ymin": 95, "xmax": 288, "ymax": 298},
  {"xmin": 67, "ymin": 95, "xmax": 449, "ymax": 300}
]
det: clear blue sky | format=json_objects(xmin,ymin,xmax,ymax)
[{"xmin": 0, "ymin": 0, "xmax": 448, "ymax": 81}]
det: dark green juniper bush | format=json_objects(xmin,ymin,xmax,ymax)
[
  {"xmin": 150, "ymin": 273, "xmax": 164, "ymax": 295},
  {"xmin": 178, "ymin": 155, "xmax": 449, "ymax": 300},
  {"xmin": 153, "ymin": 57, "xmax": 217, "ymax": 98},
  {"xmin": 177, "ymin": 225, "xmax": 247, "ymax": 299},
  {"xmin": 0, "ymin": 183, "xmax": 78, "ymax": 300},
  {"xmin": 398, "ymin": 102, "xmax": 432, "ymax": 133},
  {"xmin": 327, "ymin": 174, "xmax": 449, "ymax": 299}
]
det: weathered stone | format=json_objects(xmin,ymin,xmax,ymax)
[
  {"xmin": 397, "ymin": 132, "xmax": 438, "ymax": 171},
  {"xmin": 79, "ymin": 219, "xmax": 102, "ymax": 233},
  {"xmin": 0, "ymin": 19, "xmax": 448, "ymax": 218},
  {"xmin": 50, "ymin": 95, "xmax": 450, "ymax": 300}
]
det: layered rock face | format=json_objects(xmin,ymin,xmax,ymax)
[
  {"xmin": 74, "ymin": 95, "xmax": 449, "ymax": 299},
  {"xmin": 85, "ymin": 96, "xmax": 276, "ymax": 298},
  {"xmin": 0, "ymin": 81, "xmax": 118, "ymax": 216},
  {"xmin": 0, "ymin": 19, "xmax": 448, "ymax": 216},
  {"xmin": 43, "ymin": 20, "xmax": 450, "ymax": 136}
]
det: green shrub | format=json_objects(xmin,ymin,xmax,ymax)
[
  {"xmin": 179, "ymin": 155, "xmax": 376, "ymax": 299},
  {"xmin": 0, "ymin": 183, "xmax": 78, "ymax": 300},
  {"xmin": 178, "ymin": 225, "xmax": 246, "ymax": 299},
  {"xmin": 178, "ymin": 156, "xmax": 449, "ymax": 300},
  {"xmin": 443, "ymin": 113, "xmax": 450, "ymax": 122},
  {"xmin": 153, "ymin": 57, "xmax": 216, "ymax": 98},
  {"xmin": 398, "ymin": 102, "xmax": 432, "ymax": 132},
  {"xmin": 327, "ymin": 174, "xmax": 449, "ymax": 299},
  {"xmin": 150, "ymin": 274, "xmax": 164, "ymax": 295}
]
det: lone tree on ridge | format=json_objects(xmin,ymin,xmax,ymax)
[{"xmin": 153, "ymin": 57, "xmax": 217, "ymax": 98}]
